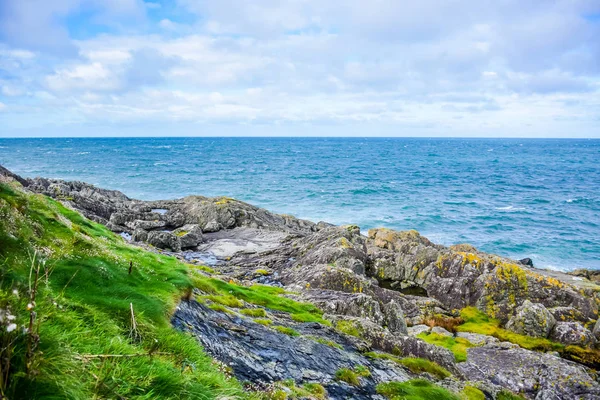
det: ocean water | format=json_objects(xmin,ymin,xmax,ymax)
[{"xmin": 0, "ymin": 137, "xmax": 598, "ymax": 271}]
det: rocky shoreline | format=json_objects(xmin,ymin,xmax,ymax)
[{"xmin": 3, "ymin": 164, "xmax": 600, "ymax": 399}]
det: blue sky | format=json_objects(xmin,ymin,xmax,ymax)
[{"xmin": 0, "ymin": 0, "xmax": 599, "ymax": 137}]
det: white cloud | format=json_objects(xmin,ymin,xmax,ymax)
[{"xmin": 0, "ymin": 0, "xmax": 599, "ymax": 136}]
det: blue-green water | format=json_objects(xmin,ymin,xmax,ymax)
[{"xmin": 1, "ymin": 137, "xmax": 598, "ymax": 271}]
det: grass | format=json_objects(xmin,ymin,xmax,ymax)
[
  {"xmin": 457, "ymin": 307, "xmax": 561, "ymax": 352},
  {"xmin": 460, "ymin": 386, "xmax": 485, "ymax": 400},
  {"xmin": 457, "ymin": 307, "xmax": 600, "ymax": 369},
  {"xmin": 0, "ymin": 182, "xmax": 253, "ymax": 399},
  {"xmin": 336, "ymin": 320, "xmax": 361, "ymax": 337},
  {"xmin": 274, "ymin": 326, "xmax": 300, "ymax": 337},
  {"xmin": 254, "ymin": 318, "xmax": 272, "ymax": 326},
  {"xmin": 417, "ymin": 332, "xmax": 473, "ymax": 362},
  {"xmin": 335, "ymin": 368, "xmax": 360, "ymax": 386},
  {"xmin": 377, "ymin": 379, "xmax": 460, "ymax": 400},
  {"xmin": 304, "ymin": 335, "xmax": 343, "ymax": 350},
  {"xmin": 191, "ymin": 277, "xmax": 329, "ymax": 325},
  {"xmin": 202, "ymin": 294, "xmax": 244, "ymax": 308},
  {"xmin": 365, "ymin": 352, "xmax": 451, "ymax": 380},
  {"xmin": 276, "ymin": 380, "xmax": 327, "ymax": 399},
  {"xmin": 240, "ymin": 308, "xmax": 267, "ymax": 317},
  {"xmin": 497, "ymin": 390, "xmax": 526, "ymax": 400}
]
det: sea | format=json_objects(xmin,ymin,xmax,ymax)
[{"xmin": 0, "ymin": 137, "xmax": 598, "ymax": 271}]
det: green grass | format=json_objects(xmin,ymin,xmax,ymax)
[
  {"xmin": 417, "ymin": 332, "xmax": 473, "ymax": 362},
  {"xmin": 460, "ymin": 386, "xmax": 485, "ymax": 400},
  {"xmin": 277, "ymin": 379, "xmax": 327, "ymax": 399},
  {"xmin": 335, "ymin": 368, "xmax": 360, "ymax": 386},
  {"xmin": 354, "ymin": 365, "xmax": 371, "ymax": 377},
  {"xmin": 253, "ymin": 318, "xmax": 272, "ymax": 326},
  {"xmin": 336, "ymin": 320, "xmax": 361, "ymax": 337},
  {"xmin": 202, "ymin": 294, "xmax": 244, "ymax": 308},
  {"xmin": 457, "ymin": 307, "xmax": 561, "ymax": 352},
  {"xmin": 191, "ymin": 277, "xmax": 329, "ymax": 325},
  {"xmin": 274, "ymin": 326, "xmax": 300, "ymax": 337},
  {"xmin": 304, "ymin": 335, "xmax": 343, "ymax": 350},
  {"xmin": 497, "ymin": 390, "xmax": 526, "ymax": 400},
  {"xmin": 365, "ymin": 352, "xmax": 451, "ymax": 379},
  {"xmin": 0, "ymin": 183, "xmax": 253, "ymax": 399},
  {"xmin": 377, "ymin": 379, "xmax": 460, "ymax": 400},
  {"xmin": 240, "ymin": 308, "xmax": 267, "ymax": 317}
]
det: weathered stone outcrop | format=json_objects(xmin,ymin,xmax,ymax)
[
  {"xmin": 172, "ymin": 299, "xmax": 410, "ymax": 399},
  {"xmin": 458, "ymin": 343, "xmax": 600, "ymax": 399},
  {"xmin": 549, "ymin": 322, "xmax": 596, "ymax": 347},
  {"xmin": 505, "ymin": 300, "xmax": 556, "ymax": 338}
]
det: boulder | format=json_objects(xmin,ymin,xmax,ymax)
[
  {"xmin": 173, "ymin": 224, "xmax": 203, "ymax": 249},
  {"xmin": 383, "ymin": 300, "xmax": 408, "ymax": 334},
  {"xmin": 519, "ymin": 258, "xmax": 534, "ymax": 267},
  {"xmin": 505, "ymin": 300, "xmax": 556, "ymax": 338},
  {"xmin": 125, "ymin": 219, "xmax": 167, "ymax": 231},
  {"xmin": 455, "ymin": 332, "xmax": 499, "ymax": 346},
  {"xmin": 131, "ymin": 228, "xmax": 149, "ymax": 242},
  {"xmin": 593, "ymin": 318, "xmax": 600, "ymax": 341},
  {"xmin": 458, "ymin": 343, "xmax": 600, "ymax": 399},
  {"xmin": 407, "ymin": 325, "xmax": 430, "ymax": 336},
  {"xmin": 146, "ymin": 231, "xmax": 181, "ymax": 252},
  {"xmin": 431, "ymin": 326, "xmax": 453, "ymax": 337},
  {"xmin": 549, "ymin": 322, "xmax": 596, "ymax": 347}
]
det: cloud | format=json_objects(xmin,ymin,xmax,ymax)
[{"xmin": 0, "ymin": 0, "xmax": 599, "ymax": 136}]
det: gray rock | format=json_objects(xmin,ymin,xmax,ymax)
[
  {"xmin": 505, "ymin": 300, "xmax": 556, "ymax": 338},
  {"xmin": 383, "ymin": 300, "xmax": 408, "ymax": 334},
  {"xmin": 455, "ymin": 332, "xmax": 499, "ymax": 346},
  {"xmin": 431, "ymin": 326, "xmax": 453, "ymax": 337},
  {"xmin": 146, "ymin": 231, "xmax": 181, "ymax": 252},
  {"xmin": 173, "ymin": 300, "xmax": 410, "ymax": 399},
  {"xmin": 549, "ymin": 322, "xmax": 596, "ymax": 347},
  {"xmin": 126, "ymin": 219, "xmax": 167, "ymax": 231},
  {"xmin": 593, "ymin": 318, "xmax": 600, "ymax": 341},
  {"xmin": 173, "ymin": 224, "xmax": 203, "ymax": 249},
  {"xmin": 407, "ymin": 325, "xmax": 430, "ymax": 336},
  {"xmin": 458, "ymin": 344, "xmax": 600, "ymax": 399},
  {"xmin": 131, "ymin": 228, "xmax": 149, "ymax": 242}
]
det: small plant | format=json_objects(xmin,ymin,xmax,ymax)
[
  {"xmin": 422, "ymin": 314, "xmax": 464, "ymax": 333},
  {"xmin": 377, "ymin": 379, "xmax": 460, "ymax": 400},
  {"xmin": 497, "ymin": 389, "xmax": 526, "ymax": 400},
  {"xmin": 240, "ymin": 308, "xmax": 267, "ymax": 317},
  {"xmin": 202, "ymin": 294, "xmax": 244, "ymax": 308},
  {"xmin": 336, "ymin": 320, "xmax": 361, "ymax": 337},
  {"xmin": 209, "ymin": 304, "xmax": 230, "ymax": 313},
  {"xmin": 305, "ymin": 335, "xmax": 343, "ymax": 349},
  {"xmin": 254, "ymin": 318, "xmax": 273, "ymax": 326},
  {"xmin": 365, "ymin": 353, "xmax": 451, "ymax": 379},
  {"xmin": 335, "ymin": 368, "xmax": 360, "ymax": 386},
  {"xmin": 417, "ymin": 332, "xmax": 473, "ymax": 362},
  {"xmin": 255, "ymin": 269, "xmax": 270, "ymax": 276},
  {"xmin": 354, "ymin": 365, "xmax": 371, "ymax": 377},
  {"xmin": 274, "ymin": 326, "xmax": 300, "ymax": 337},
  {"xmin": 460, "ymin": 385, "xmax": 485, "ymax": 400},
  {"xmin": 303, "ymin": 383, "xmax": 327, "ymax": 399}
]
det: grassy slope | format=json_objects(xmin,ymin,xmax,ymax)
[{"xmin": 0, "ymin": 182, "xmax": 252, "ymax": 399}]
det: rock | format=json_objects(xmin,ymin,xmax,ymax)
[
  {"xmin": 505, "ymin": 300, "xmax": 556, "ymax": 338},
  {"xmin": 146, "ymin": 231, "xmax": 181, "ymax": 252},
  {"xmin": 431, "ymin": 326, "xmax": 453, "ymax": 337},
  {"xmin": 593, "ymin": 318, "xmax": 600, "ymax": 341},
  {"xmin": 549, "ymin": 322, "xmax": 596, "ymax": 347},
  {"xmin": 455, "ymin": 332, "xmax": 499, "ymax": 346},
  {"xmin": 548, "ymin": 306, "xmax": 585, "ymax": 323},
  {"xmin": 300, "ymin": 290, "xmax": 385, "ymax": 325},
  {"xmin": 172, "ymin": 300, "xmax": 409, "ymax": 399},
  {"xmin": 173, "ymin": 224, "xmax": 203, "ymax": 249},
  {"xmin": 125, "ymin": 219, "xmax": 167, "ymax": 231},
  {"xmin": 131, "ymin": 228, "xmax": 149, "ymax": 242},
  {"xmin": 519, "ymin": 258, "xmax": 534, "ymax": 267},
  {"xmin": 383, "ymin": 300, "xmax": 408, "ymax": 334},
  {"xmin": 407, "ymin": 325, "xmax": 430, "ymax": 336},
  {"xmin": 458, "ymin": 344, "xmax": 600, "ymax": 399}
]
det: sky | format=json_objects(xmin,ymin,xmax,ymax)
[{"xmin": 0, "ymin": 0, "xmax": 599, "ymax": 138}]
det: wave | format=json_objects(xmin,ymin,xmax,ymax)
[{"xmin": 495, "ymin": 205, "xmax": 526, "ymax": 211}]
